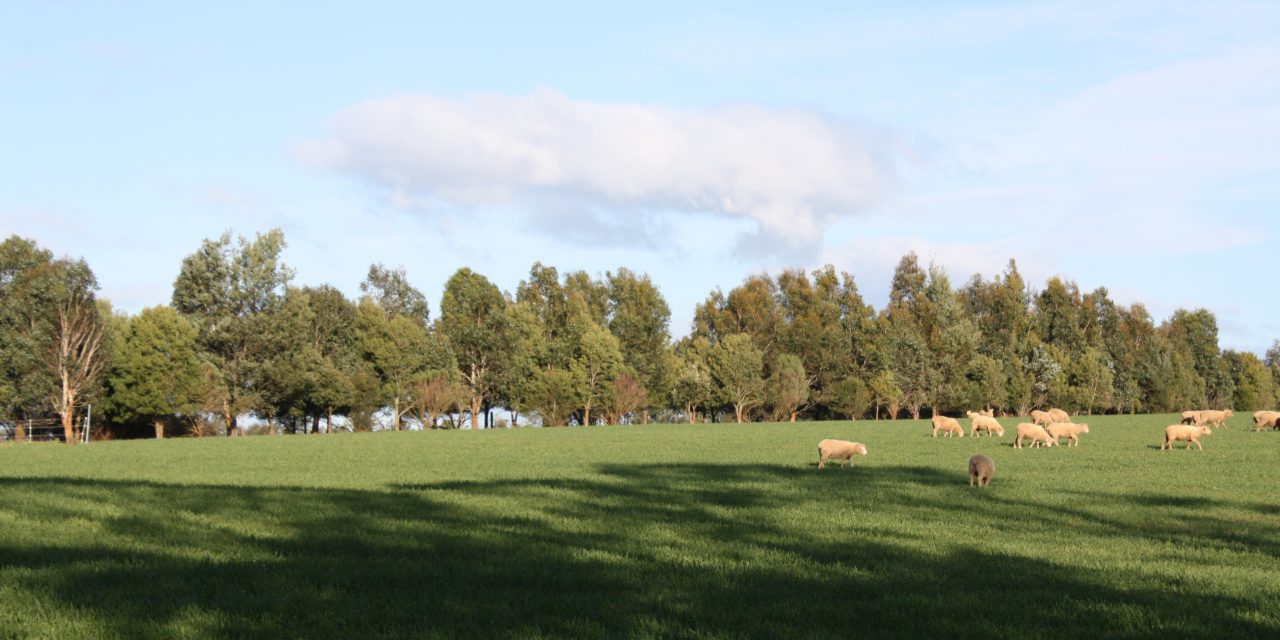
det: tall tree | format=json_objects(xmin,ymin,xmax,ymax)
[
  {"xmin": 573, "ymin": 323, "xmax": 623, "ymax": 426},
  {"xmin": 107, "ymin": 306, "xmax": 203, "ymax": 438},
  {"xmin": 361, "ymin": 263, "xmax": 430, "ymax": 325},
  {"xmin": 48, "ymin": 259, "xmax": 108, "ymax": 442},
  {"xmin": 605, "ymin": 268, "xmax": 671, "ymax": 421},
  {"xmin": 439, "ymin": 268, "xmax": 508, "ymax": 430},
  {"xmin": 172, "ymin": 229, "xmax": 293, "ymax": 435},
  {"xmin": 767, "ymin": 353, "xmax": 809, "ymax": 422},
  {"xmin": 359, "ymin": 300, "xmax": 454, "ymax": 431},
  {"xmin": 671, "ymin": 338, "xmax": 714, "ymax": 424},
  {"xmin": 710, "ymin": 334, "xmax": 764, "ymax": 423},
  {"xmin": 0, "ymin": 237, "xmax": 60, "ymax": 420}
]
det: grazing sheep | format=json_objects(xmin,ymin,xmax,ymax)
[
  {"xmin": 1180, "ymin": 410, "xmax": 1202, "ymax": 425},
  {"xmin": 968, "ymin": 454, "xmax": 995, "ymax": 488},
  {"xmin": 818, "ymin": 439, "xmax": 868, "ymax": 468},
  {"xmin": 1047, "ymin": 408, "xmax": 1070, "ymax": 424},
  {"xmin": 1161, "ymin": 425, "xmax": 1212, "ymax": 450},
  {"xmin": 932, "ymin": 415, "xmax": 965, "ymax": 438},
  {"xmin": 967, "ymin": 411, "xmax": 1004, "ymax": 437},
  {"xmin": 1195, "ymin": 409, "xmax": 1233, "ymax": 429},
  {"xmin": 1014, "ymin": 423, "xmax": 1057, "ymax": 449},
  {"xmin": 1046, "ymin": 422, "xmax": 1090, "ymax": 447},
  {"xmin": 1030, "ymin": 410, "xmax": 1054, "ymax": 427},
  {"xmin": 1252, "ymin": 410, "xmax": 1280, "ymax": 431}
]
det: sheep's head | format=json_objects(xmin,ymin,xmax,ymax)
[
  {"xmin": 1201, "ymin": 427, "xmax": 1212, "ymax": 435},
  {"xmin": 1225, "ymin": 410, "xmax": 1234, "ymax": 417},
  {"xmin": 854, "ymin": 444, "xmax": 868, "ymax": 455},
  {"xmin": 992, "ymin": 425, "xmax": 1005, "ymax": 437},
  {"xmin": 1079, "ymin": 424, "xmax": 1090, "ymax": 433},
  {"xmin": 966, "ymin": 411, "xmax": 977, "ymax": 418}
]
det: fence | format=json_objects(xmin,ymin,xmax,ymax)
[{"xmin": 1, "ymin": 408, "xmax": 94, "ymax": 444}]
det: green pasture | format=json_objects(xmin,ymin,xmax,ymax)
[{"xmin": 0, "ymin": 414, "xmax": 1277, "ymax": 639}]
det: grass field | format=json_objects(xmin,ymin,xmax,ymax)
[{"xmin": 0, "ymin": 413, "xmax": 1277, "ymax": 639}]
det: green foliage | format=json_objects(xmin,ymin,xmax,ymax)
[
  {"xmin": 105, "ymin": 306, "xmax": 203, "ymax": 433},
  {"xmin": 440, "ymin": 268, "xmax": 509, "ymax": 428},
  {"xmin": 766, "ymin": 353, "xmax": 809, "ymax": 421},
  {"xmin": 360, "ymin": 263, "xmax": 430, "ymax": 325},
  {"xmin": 710, "ymin": 334, "xmax": 765, "ymax": 423},
  {"xmin": 171, "ymin": 229, "xmax": 293, "ymax": 433}
]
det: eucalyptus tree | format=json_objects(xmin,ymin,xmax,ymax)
[
  {"xmin": 710, "ymin": 334, "xmax": 765, "ymax": 423},
  {"xmin": 439, "ymin": 268, "xmax": 509, "ymax": 430},
  {"xmin": 172, "ymin": 229, "xmax": 293, "ymax": 435},
  {"xmin": 767, "ymin": 353, "xmax": 809, "ymax": 422},
  {"xmin": 671, "ymin": 338, "xmax": 714, "ymax": 424},
  {"xmin": 605, "ymin": 268, "xmax": 671, "ymax": 421},
  {"xmin": 360, "ymin": 263, "xmax": 430, "ymax": 326}
]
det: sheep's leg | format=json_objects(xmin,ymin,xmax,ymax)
[{"xmin": 1195, "ymin": 439, "xmax": 1203, "ymax": 450}]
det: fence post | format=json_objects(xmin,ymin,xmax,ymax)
[
  {"xmin": 28, "ymin": 419, "xmax": 33, "ymax": 443},
  {"xmin": 84, "ymin": 405, "xmax": 92, "ymax": 445}
]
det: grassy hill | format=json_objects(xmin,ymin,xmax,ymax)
[{"xmin": 1, "ymin": 414, "xmax": 1277, "ymax": 638}]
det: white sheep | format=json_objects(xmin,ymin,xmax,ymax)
[
  {"xmin": 1046, "ymin": 422, "xmax": 1090, "ymax": 447},
  {"xmin": 1047, "ymin": 408, "xmax": 1070, "ymax": 424},
  {"xmin": 818, "ymin": 439, "xmax": 868, "ymax": 468},
  {"xmin": 1014, "ymin": 422, "xmax": 1057, "ymax": 449},
  {"xmin": 968, "ymin": 454, "xmax": 995, "ymax": 488},
  {"xmin": 1029, "ymin": 410, "xmax": 1054, "ymax": 427},
  {"xmin": 1252, "ymin": 410, "xmax": 1280, "ymax": 431},
  {"xmin": 1161, "ymin": 425, "xmax": 1212, "ymax": 450},
  {"xmin": 932, "ymin": 415, "xmax": 965, "ymax": 438},
  {"xmin": 967, "ymin": 411, "xmax": 1004, "ymax": 437},
  {"xmin": 1195, "ymin": 409, "xmax": 1233, "ymax": 429}
]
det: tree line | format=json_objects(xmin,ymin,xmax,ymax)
[{"xmin": 2, "ymin": 229, "xmax": 1276, "ymax": 439}]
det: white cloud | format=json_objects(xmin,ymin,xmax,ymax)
[{"xmin": 299, "ymin": 90, "xmax": 899, "ymax": 254}]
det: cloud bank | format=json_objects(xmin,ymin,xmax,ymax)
[{"xmin": 300, "ymin": 90, "xmax": 897, "ymax": 253}]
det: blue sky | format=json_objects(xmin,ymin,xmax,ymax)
[{"xmin": 3, "ymin": 1, "xmax": 1278, "ymax": 351}]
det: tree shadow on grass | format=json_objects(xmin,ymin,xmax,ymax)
[{"xmin": 0, "ymin": 465, "xmax": 1276, "ymax": 639}]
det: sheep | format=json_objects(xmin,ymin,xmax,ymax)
[
  {"xmin": 968, "ymin": 454, "xmax": 995, "ymax": 488},
  {"xmin": 1252, "ymin": 410, "xmax": 1280, "ymax": 431},
  {"xmin": 980, "ymin": 408, "xmax": 995, "ymax": 417},
  {"xmin": 967, "ymin": 411, "xmax": 1004, "ymax": 437},
  {"xmin": 1030, "ymin": 410, "xmax": 1054, "ymax": 427},
  {"xmin": 1195, "ymin": 409, "xmax": 1233, "ymax": 429},
  {"xmin": 1047, "ymin": 408, "xmax": 1070, "ymax": 424},
  {"xmin": 1161, "ymin": 425, "xmax": 1212, "ymax": 450},
  {"xmin": 932, "ymin": 414, "xmax": 965, "ymax": 438},
  {"xmin": 1014, "ymin": 422, "xmax": 1057, "ymax": 449},
  {"xmin": 1046, "ymin": 422, "xmax": 1090, "ymax": 447},
  {"xmin": 1180, "ymin": 410, "xmax": 1202, "ymax": 425},
  {"xmin": 818, "ymin": 439, "xmax": 868, "ymax": 468}
]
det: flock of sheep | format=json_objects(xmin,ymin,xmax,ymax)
[{"xmin": 816, "ymin": 406, "xmax": 1280, "ymax": 488}]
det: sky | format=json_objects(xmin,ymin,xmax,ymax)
[{"xmin": 2, "ymin": 1, "xmax": 1278, "ymax": 352}]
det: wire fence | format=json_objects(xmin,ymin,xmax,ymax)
[{"xmin": 1, "ymin": 409, "xmax": 95, "ymax": 444}]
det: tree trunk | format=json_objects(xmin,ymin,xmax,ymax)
[
  {"xmin": 224, "ymin": 398, "xmax": 236, "ymax": 436},
  {"xmin": 15, "ymin": 420, "xmax": 25, "ymax": 441},
  {"xmin": 154, "ymin": 419, "xmax": 165, "ymax": 440},
  {"xmin": 686, "ymin": 404, "xmax": 696, "ymax": 424},
  {"xmin": 734, "ymin": 405, "xmax": 744, "ymax": 423},
  {"xmin": 268, "ymin": 415, "xmax": 276, "ymax": 436},
  {"xmin": 470, "ymin": 396, "xmax": 482, "ymax": 430},
  {"xmin": 313, "ymin": 414, "xmax": 321, "ymax": 434},
  {"xmin": 393, "ymin": 397, "xmax": 402, "ymax": 431},
  {"xmin": 583, "ymin": 402, "xmax": 592, "ymax": 428},
  {"xmin": 61, "ymin": 410, "xmax": 75, "ymax": 444},
  {"xmin": 790, "ymin": 410, "xmax": 797, "ymax": 422},
  {"xmin": 327, "ymin": 408, "xmax": 334, "ymax": 434}
]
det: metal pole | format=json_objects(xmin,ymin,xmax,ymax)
[
  {"xmin": 84, "ymin": 405, "xmax": 92, "ymax": 444},
  {"xmin": 28, "ymin": 418, "xmax": 32, "ymax": 443}
]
